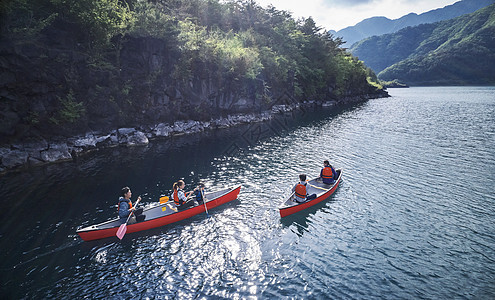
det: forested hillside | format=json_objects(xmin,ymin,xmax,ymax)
[
  {"xmin": 334, "ymin": 0, "xmax": 494, "ymax": 46},
  {"xmin": 0, "ymin": 0, "xmax": 384, "ymax": 145},
  {"xmin": 351, "ymin": 3, "xmax": 495, "ymax": 85}
]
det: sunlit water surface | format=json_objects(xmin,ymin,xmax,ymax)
[{"xmin": 1, "ymin": 87, "xmax": 494, "ymax": 299}]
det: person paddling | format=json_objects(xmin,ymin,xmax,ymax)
[
  {"xmin": 292, "ymin": 174, "xmax": 316, "ymax": 203},
  {"xmin": 319, "ymin": 160, "xmax": 336, "ymax": 185},
  {"xmin": 172, "ymin": 180, "xmax": 199, "ymax": 210},
  {"xmin": 193, "ymin": 183, "xmax": 206, "ymax": 204},
  {"xmin": 118, "ymin": 187, "xmax": 145, "ymax": 224}
]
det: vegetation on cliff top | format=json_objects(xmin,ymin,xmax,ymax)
[{"xmin": 0, "ymin": 0, "xmax": 384, "ymax": 142}]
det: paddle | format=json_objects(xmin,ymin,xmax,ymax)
[
  {"xmin": 289, "ymin": 191, "xmax": 297, "ymax": 203},
  {"xmin": 116, "ymin": 197, "xmax": 141, "ymax": 240},
  {"xmin": 308, "ymin": 183, "xmax": 329, "ymax": 191},
  {"xmin": 201, "ymin": 188, "xmax": 209, "ymax": 217}
]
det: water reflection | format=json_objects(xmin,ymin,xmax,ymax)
[
  {"xmin": 2, "ymin": 88, "xmax": 495, "ymax": 298},
  {"xmin": 280, "ymin": 196, "xmax": 341, "ymax": 237}
]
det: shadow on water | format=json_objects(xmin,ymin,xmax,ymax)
[
  {"xmin": 0, "ymin": 101, "xmax": 363, "ymax": 190},
  {"xmin": 0, "ymin": 103, "xmax": 355, "ymax": 253},
  {"xmin": 280, "ymin": 196, "xmax": 340, "ymax": 237},
  {"xmin": 0, "ymin": 102, "xmax": 361, "ymax": 298},
  {"xmin": 0, "ymin": 104, "xmax": 355, "ymax": 237},
  {"xmin": 0, "ymin": 102, "xmax": 359, "ymax": 206}
]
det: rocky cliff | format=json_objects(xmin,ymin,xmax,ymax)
[
  {"xmin": 0, "ymin": 15, "xmax": 388, "ymax": 173},
  {"xmin": 0, "ymin": 31, "xmax": 268, "ymax": 144}
]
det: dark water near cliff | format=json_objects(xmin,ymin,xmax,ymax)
[{"xmin": 1, "ymin": 87, "xmax": 494, "ymax": 299}]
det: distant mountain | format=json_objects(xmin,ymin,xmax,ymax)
[
  {"xmin": 351, "ymin": 4, "xmax": 495, "ymax": 85},
  {"xmin": 334, "ymin": 0, "xmax": 494, "ymax": 46}
]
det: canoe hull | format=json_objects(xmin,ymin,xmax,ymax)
[
  {"xmin": 279, "ymin": 170, "xmax": 342, "ymax": 218},
  {"xmin": 77, "ymin": 185, "xmax": 241, "ymax": 241}
]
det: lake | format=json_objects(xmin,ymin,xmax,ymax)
[{"xmin": 1, "ymin": 86, "xmax": 494, "ymax": 299}]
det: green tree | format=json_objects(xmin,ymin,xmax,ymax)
[{"xmin": 52, "ymin": 0, "xmax": 135, "ymax": 49}]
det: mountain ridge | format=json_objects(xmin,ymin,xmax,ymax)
[
  {"xmin": 332, "ymin": 0, "xmax": 494, "ymax": 46},
  {"xmin": 351, "ymin": 4, "xmax": 495, "ymax": 85}
]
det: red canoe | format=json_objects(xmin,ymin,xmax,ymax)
[
  {"xmin": 77, "ymin": 185, "xmax": 241, "ymax": 241},
  {"xmin": 279, "ymin": 169, "xmax": 342, "ymax": 218}
]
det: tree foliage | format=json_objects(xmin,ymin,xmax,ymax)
[{"xmin": 1, "ymin": 0, "xmax": 382, "ymax": 111}]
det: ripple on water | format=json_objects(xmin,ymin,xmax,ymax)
[{"xmin": 1, "ymin": 87, "xmax": 495, "ymax": 298}]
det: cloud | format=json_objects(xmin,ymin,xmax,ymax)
[
  {"xmin": 255, "ymin": 0, "xmax": 459, "ymax": 31},
  {"xmin": 321, "ymin": 0, "xmax": 375, "ymax": 7}
]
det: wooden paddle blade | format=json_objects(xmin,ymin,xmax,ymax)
[{"xmin": 116, "ymin": 223, "xmax": 127, "ymax": 240}]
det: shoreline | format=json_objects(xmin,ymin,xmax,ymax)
[{"xmin": 0, "ymin": 94, "xmax": 386, "ymax": 174}]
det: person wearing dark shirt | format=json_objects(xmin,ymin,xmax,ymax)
[{"xmin": 118, "ymin": 187, "xmax": 145, "ymax": 224}]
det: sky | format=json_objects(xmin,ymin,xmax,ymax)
[{"xmin": 254, "ymin": 0, "xmax": 460, "ymax": 31}]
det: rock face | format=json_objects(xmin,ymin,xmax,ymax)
[
  {"xmin": 0, "ymin": 35, "xmax": 271, "ymax": 146},
  {"xmin": 0, "ymin": 31, "xmax": 387, "ymax": 147},
  {"xmin": 117, "ymin": 128, "xmax": 149, "ymax": 146},
  {"xmin": 0, "ymin": 24, "xmax": 389, "ymax": 173}
]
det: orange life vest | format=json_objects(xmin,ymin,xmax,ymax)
[
  {"xmin": 174, "ymin": 189, "xmax": 186, "ymax": 206},
  {"xmin": 117, "ymin": 198, "xmax": 132, "ymax": 212},
  {"xmin": 174, "ymin": 189, "xmax": 180, "ymax": 205},
  {"xmin": 295, "ymin": 183, "xmax": 306, "ymax": 199},
  {"xmin": 321, "ymin": 166, "xmax": 333, "ymax": 179}
]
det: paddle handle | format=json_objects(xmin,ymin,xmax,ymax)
[
  {"xmin": 308, "ymin": 184, "xmax": 328, "ymax": 191},
  {"xmin": 125, "ymin": 197, "xmax": 141, "ymax": 223},
  {"xmin": 201, "ymin": 189, "xmax": 208, "ymax": 216}
]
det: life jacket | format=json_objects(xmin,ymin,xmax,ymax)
[
  {"xmin": 117, "ymin": 198, "xmax": 132, "ymax": 212},
  {"xmin": 295, "ymin": 183, "xmax": 307, "ymax": 199},
  {"xmin": 195, "ymin": 189, "xmax": 204, "ymax": 202},
  {"xmin": 174, "ymin": 189, "xmax": 185, "ymax": 206},
  {"xmin": 321, "ymin": 166, "xmax": 333, "ymax": 179}
]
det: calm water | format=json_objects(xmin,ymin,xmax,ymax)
[{"xmin": 1, "ymin": 87, "xmax": 494, "ymax": 299}]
